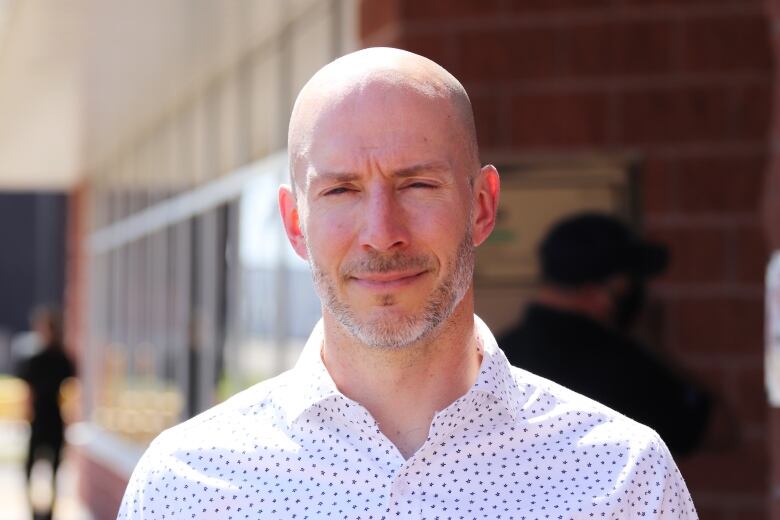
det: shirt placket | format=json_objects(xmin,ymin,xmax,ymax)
[
  {"xmin": 385, "ymin": 459, "xmax": 425, "ymax": 520},
  {"xmin": 340, "ymin": 402, "xmax": 429, "ymax": 520},
  {"xmin": 331, "ymin": 399, "xmax": 415, "ymax": 519},
  {"xmin": 383, "ymin": 399, "xmax": 483, "ymax": 520}
]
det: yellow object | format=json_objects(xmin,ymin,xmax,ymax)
[{"xmin": 0, "ymin": 377, "xmax": 29, "ymax": 421}]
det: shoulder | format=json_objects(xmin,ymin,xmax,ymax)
[
  {"xmin": 510, "ymin": 363, "xmax": 660, "ymax": 442},
  {"xmin": 118, "ymin": 369, "xmax": 303, "ymax": 518},
  {"xmin": 507, "ymin": 365, "xmax": 673, "ymax": 475},
  {"xmin": 506, "ymin": 367, "xmax": 696, "ymax": 517},
  {"xmin": 131, "ymin": 369, "xmax": 301, "ymax": 475},
  {"xmin": 159, "ymin": 368, "xmax": 300, "ymax": 448}
]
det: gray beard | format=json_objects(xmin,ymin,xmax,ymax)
[{"xmin": 306, "ymin": 229, "xmax": 474, "ymax": 349}]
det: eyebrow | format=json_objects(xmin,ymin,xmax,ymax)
[
  {"xmin": 312, "ymin": 161, "xmax": 452, "ymax": 185},
  {"xmin": 395, "ymin": 160, "xmax": 451, "ymax": 177}
]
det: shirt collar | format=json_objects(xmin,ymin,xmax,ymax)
[
  {"xmin": 469, "ymin": 315, "xmax": 526, "ymax": 422},
  {"xmin": 283, "ymin": 320, "xmax": 341, "ymax": 421},
  {"xmin": 283, "ymin": 316, "xmax": 527, "ymax": 423}
]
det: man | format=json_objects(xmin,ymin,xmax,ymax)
[
  {"xmin": 499, "ymin": 212, "xmax": 714, "ymax": 457},
  {"xmin": 118, "ymin": 48, "xmax": 696, "ymax": 519},
  {"xmin": 17, "ymin": 306, "xmax": 76, "ymax": 520}
]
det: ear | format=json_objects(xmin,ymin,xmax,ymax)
[
  {"xmin": 471, "ymin": 164, "xmax": 500, "ymax": 247},
  {"xmin": 278, "ymin": 184, "xmax": 309, "ymax": 261}
]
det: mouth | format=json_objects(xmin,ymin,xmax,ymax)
[{"xmin": 349, "ymin": 270, "xmax": 428, "ymax": 290}]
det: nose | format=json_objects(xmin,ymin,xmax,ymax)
[{"xmin": 359, "ymin": 187, "xmax": 410, "ymax": 253}]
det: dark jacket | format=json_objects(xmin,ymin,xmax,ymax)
[{"xmin": 17, "ymin": 344, "xmax": 76, "ymax": 444}]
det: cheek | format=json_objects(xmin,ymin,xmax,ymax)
[
  {"xmin": 416, "ymin": 214, "xmax": 450, "ymax": 238},
  {"xmin": 304, "ymin": 211, "xmax": 354, "ymax": 263},
  {"xmin": 404, "ymin": 197, "xmax": 469, "ymax": 240}
]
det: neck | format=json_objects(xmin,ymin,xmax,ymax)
[{"xmin": 321, "ymin": 291, "xmax": 482, "ymax": 459}]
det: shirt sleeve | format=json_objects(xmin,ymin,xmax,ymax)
[
  {"xmin": 622, "ymin": 434, "xmax": 698, "ymax": 519},
  {"xmin": 117, "ymin": 448, "xmax": 152, "ymax": 519},
  {"xmin": 15, "ymin": 357, "xmax": 30, "ymax": 382},
  {"xmin": 66, "ymin": 354, "xmax": 77, "ymax": 379},
  {"xmin": 117, "ymin": 436, "xmax": 177, "ymax": 520}
]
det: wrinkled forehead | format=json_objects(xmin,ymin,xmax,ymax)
[
  {"xmin": 287, "ymin": 48, "xmax": 478, "ymax": 193},
  {"xmin": 289, "ymin": 74, "xmax": 471, "ymax": 191}
]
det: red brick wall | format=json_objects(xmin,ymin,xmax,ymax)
[
  {"xmin": 766, "ymin": 2, "xmax": 780, "ymax": 518},
  {"xmin": 361, "ymin": 1, "xmax": 773, "ymax": 517}
]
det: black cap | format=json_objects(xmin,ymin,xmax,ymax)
[{"xmin": 539, "ymin": 212, "xmax": 668, "ymax": 287}]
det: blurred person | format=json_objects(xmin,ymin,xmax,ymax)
[
  {"xmin": 118, "ymin": 48, "xmax": 696, "ymax": 519},
  {"xmin": 16, "ymin": 305, "xmax": 76, "ymax": 520},
  {"xmin": 499, "ymin": 212, "xmax": 721, "ymax": 456}
]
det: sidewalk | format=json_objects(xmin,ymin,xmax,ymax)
[{"xmin": 0, "ymin": 420, "xmax": 92, "ymax": 520}]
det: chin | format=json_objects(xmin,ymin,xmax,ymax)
[{"xmin": 347, "ymin": 308, "xmax": 437, "ymax": 350}]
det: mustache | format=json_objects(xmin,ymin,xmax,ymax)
[{"xmin": 340, "ymin": 252, "xmax": 435, "ymax": 277}]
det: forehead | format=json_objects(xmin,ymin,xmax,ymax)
[{"xmin": 295, "ymin": 84, "xmax": 465, "ymax": 181}]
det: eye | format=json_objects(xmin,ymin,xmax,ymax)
[
  {"xmin": 405, "ymin": 181, "xmax": 437, "ymax": 189},
  {"xmin": 323, "ymin": 186, "xmax": 354, "ymax": 196}
]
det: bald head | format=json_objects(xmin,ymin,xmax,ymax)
[{"xmin": 288, "ymin": 48, "xmax": 479, "ymax": 193}]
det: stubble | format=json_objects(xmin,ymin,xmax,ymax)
[{"xmin": 307, "ymin": 227, "xmax": 474, "ymax": 350}]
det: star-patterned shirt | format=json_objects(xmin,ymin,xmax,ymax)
[{"xmin": 118, "ymin": 316, "xmax": 697, "ymax": 519}]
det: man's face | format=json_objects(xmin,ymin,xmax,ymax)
[
  {"xmin": 288, "ymin": 86, "xmax": 479, "ymax": 349},
  {"xmin": 611, "ymin": 275, "xmax": 647, "ymax": 330}
]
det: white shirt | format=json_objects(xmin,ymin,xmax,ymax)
[{"xmin": 118, "ymin": 317, "xmax": 697, "ymax": 519}]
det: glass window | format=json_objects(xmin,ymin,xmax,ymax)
[{"xmin": 222, "ymin": 170, "xmax": 320, "ymax": 396}]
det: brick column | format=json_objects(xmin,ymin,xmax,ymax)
[
  {"xmin": 64, "ymin": 181, "xmax": 100, "ymax": 514},
  {"xmin": 766, "ymin": 2, "xmax": 780, "ymax": 517},
  {"xmin": 64, "ymin": 181, "xmax": 89, "ymax": 365}
]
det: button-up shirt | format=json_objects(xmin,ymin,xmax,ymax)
[{"xmin": 118, "ymin": 317, "xmax": 697, "ymax": 519}]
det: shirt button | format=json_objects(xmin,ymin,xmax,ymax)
[{"xmin": 394, "ymin": 481, "xmax": 409, "ymax": 495}]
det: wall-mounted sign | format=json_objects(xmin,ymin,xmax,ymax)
[
  {"xmin": 765, "ymin": 251, "xmax": 780, "ymax": 406},
  {"xmin": 475, "ymin": 155, "xmax": 636, "ymax": 285}
]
